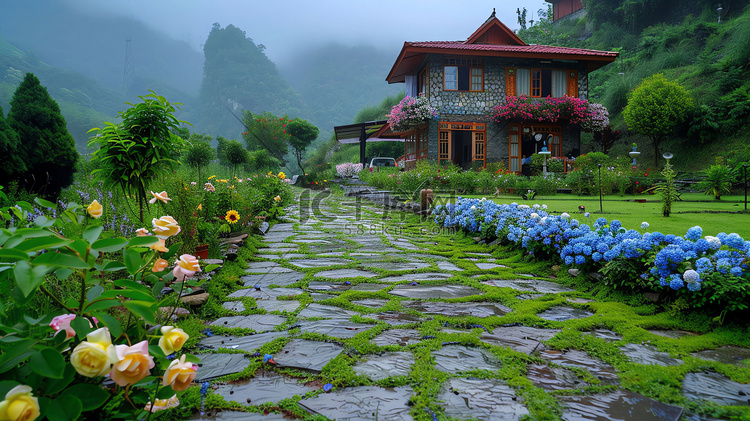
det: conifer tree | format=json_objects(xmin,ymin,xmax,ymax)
[
  {"xmin": 8, "ymin": 73, "xmax": 78, "ymax": 196},
  {"xmin": 0, "ymin": 105, "xmax": 26, "ymax": 186}
]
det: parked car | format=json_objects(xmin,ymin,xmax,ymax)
[{"xmin": 369, "ymin": 157, "xmax": 396, "ymax": 169}]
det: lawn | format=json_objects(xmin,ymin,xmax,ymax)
[{"xmin": 450, "ymin": 192, "xmax": 750, "ymax": 238}]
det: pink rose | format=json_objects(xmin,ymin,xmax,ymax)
[
  {"xmin": 172, "ymin": 254, "xmax": 201, "ymax": 279},
  {"xmin": 50, "ymin": 314, "xmax": 97, "ymax": 338}
]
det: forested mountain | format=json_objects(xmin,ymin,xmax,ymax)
[
  {"xmin": 0, "ymin": 1, "xmax": 203, "ymax": 96},
  {"xmin": 279, "ymin": 44, "xmax": 402, "ymax": 130}
]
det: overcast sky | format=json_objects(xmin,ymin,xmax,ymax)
[{"xmin": 63, "ymin": 0, "xmax": 549, "ymax": 64}]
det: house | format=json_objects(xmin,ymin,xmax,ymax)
[
  {"xmin": 545, "ymin": 0, "xmax": 585, "ymax": 22},
  {"xmin": 382, "ymin": 10, "xmax": 617, "ymax": 173}
]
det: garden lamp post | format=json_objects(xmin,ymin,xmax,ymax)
[
  {"xmin": 717, "ymin": 5, "xmax": 723, "ymax": 23},
  {"xmin": 598, "ymin": 163, "xmax": 603, "ymax": 213},
  {"xmin": 744, "ymin": 164, "xmax": 748, "ymax": 211}
]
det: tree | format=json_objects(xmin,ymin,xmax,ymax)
[
  {"xmin": 623, "ymin": 74, "xmax": 693, "ymax": 166},
  {"xmin": 696, "ymin": 164, "xmax": 735, "ymax": 200},
  {"xmin": 286, "ymin": 118, "xmax": 319, "ymax": 175},
  {"xmin": 89, "ymin": 92, "xmax": 187, "ymax": 222},
  {"xmin": 591, "ymin": 127, "xmax": 622, "ymax": 154},
  {"xmin": 224, "ymin": 139, "xmax": 247, "ymax": 178},
  {"xmin": 0, "ymin": 105, "xmax": 26, "ymax": 186},
  {"xmin": 8, "ymin": 73, "xmax": 78, "ymax": 197},
  {"xmin": 246, "ymin": 149, "xmax": 281, "ymax": 174},
  {"xmin": 241, "ymin": 111, "xmax": 290, "ymax": 165},
  {"xmin": 184, "ymin": 134, "xmax": 216, "ymax": 182}
]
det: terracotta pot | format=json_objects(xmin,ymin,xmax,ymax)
[{"xmin": 195, "ymin": 244, "xmax": 209, "ymax": 259}]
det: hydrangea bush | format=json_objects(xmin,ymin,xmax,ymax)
[
  {"xmin": 433, "ymin": 198, "xmax": 750, "ymax": 315},
  {"xmin": 388, "ymin": 95, "xmax": 439, "ymax": 132}
]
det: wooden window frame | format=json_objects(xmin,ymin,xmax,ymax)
[
  {"xmin": 443, "ymin": 65, "xmax": 458, "ymax": 91},
  {"xmin": 443, "ymin": 58, "xmax": 484, "ymax": 92},
  {"xmin": 531, "ymin": 68, "xmax": 542, "ymax": 97},
  {"xmin": 509, "ymin": 67, "xmax": 577, "ymax": 98},
  {"xmin": 470, "ymin": 67, "xmax": 483, "ymax": 92},
  {"xmin": 418, "ymin": 65, "xmax": 430, "ymax": 97}
]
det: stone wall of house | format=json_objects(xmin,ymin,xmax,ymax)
[{"xmin": 422, "ymin": 54, "xmax": 589, "ymax": 165}]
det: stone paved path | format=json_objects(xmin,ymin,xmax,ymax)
[{"xmin": 193, "ymin": 191, "xmax": 750, "ymax": 420}]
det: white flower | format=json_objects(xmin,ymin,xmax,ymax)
[
  {"xmin": 518, "ymin": 204, "xmax": 530, "ymax": 210},
  {"xmin": 541, "ymin": 204, "xmax": 548, "ymax": 209},
  {"xmin": 560, "ymin": 212, "xmax": 570, "ymax": 220},
  {"xmin": 530, "ymin": 213, "xmax": 540, "ymax": 220},
  {"xmin": 705, "ymin": 236, "xmax": 721, "ymax": 250},
  {"xmin": 641, "ymin": 222, "xmax": 649, "ymax": 229},
  {"xmin": 471, "ymin": 206, "xmax": 476, "ymax": 210},
  {"xmin": 533, "ymin": 204, "xmax": 540, "ymax": 209}
]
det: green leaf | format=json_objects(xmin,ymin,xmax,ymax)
[
  {"xmin": 34, "ymin": 197, "xmax": 57, "ymax": 209},
  {"xmin": 70, "ymin": 316, "xmax": 93, "ymax": 340},
  {"xmin": 83, "ymin": 299, "xmax": 120, "ymax": 312},
  {"xmin": 0, "ymin": 380, "xmax": 21, "ymax": 400},
  {"xmin": 54, "ymin": 268, "xmax": 74, "ymax": 280},
  {"xmin": 93, "ymin": 312, "xmax": 121, "ymax": 338},
  {"xmin": 204, "ymin": 264, "xmax": 220, "ymax": 272},
  {"xmin": 99, "ymin": 260, "xmax": 127, "ymax": 272},
  {"xmin": 14, "ymin": 236, "xmax": 72, "ymax": 253},
  {"xmin": 152, "ymin": 281, "xmax": 165, "ymax": 297},
  {"xmin": 86, "ymin": 285, "xmax": 104, "ymax": 302},
  {"xmin": 14, "ymin": 261, "xmax": 49, "ymax": 297},
  {"xmin": 30, "ymin": 348, "xmax": 65, "ymax": 379},
  {"xmin": 127, "ymin": 236, "xmax": 159, "ymax": 247},
  {"xmin": 82, "ymin": 226, "xmax": 103, "ymax": 244},
  {"xmin": 91, "ymin": 238, "xmax": 128, "ymax": 253},
  {"xmin": 62, "ymin": 383, "xmax": 109, "ymax": 411},
  {"xmin": 157, "ymin": 385, "xmax": 178, "ymax": 399},
  {"xmin": 124, "ymin": 248, "xmax": 144, "ymax": 275},
  {"xmin": 42, "ymin": 364, "xmax": 76, "ymax": 395},
  {"xmin": 0, "ymin": 339, "xmax": 35, "ymax": 373},
  {"xmin": 32, "ymin": 251, "xmax": 92, "ymax": 269},
  {"xmin": 46, "ymin": 394, "xmax": 82, "ymax": 421},
  {"xmin": 123, "ymin": 300, "xmax": 157, "ymax": 324},
  {"xmin": 0, "ymin": 249, "xmax": 30, "ymax": 261},
  {"xmin": 163, "ymin": 242, "xmax": 181, "ymax": 259},
  {"xmin": 113, "ymin": 279, "xmax": 153, "ymax": 295},
  {"xmin": 98, "ymin": 289, "xmax": 154, "ymax": 302}
]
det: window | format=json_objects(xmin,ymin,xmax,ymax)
[
  {"xmin": 443, "ymin": 58, "xmax": 483, "ymax": 92},
  {"xmin": 512, "ymin": 68, "xmax": 574, "ymax": 98},
  {"xmin": 418, "ymin": 65, "xmax": 429, "ymax": 97}
]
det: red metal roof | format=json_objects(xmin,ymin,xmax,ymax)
[{"xmin": 406, "ymin": 41, "xmax": 617, "ymax": 58}]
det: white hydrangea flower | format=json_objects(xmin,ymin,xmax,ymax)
[{"xmin": 705, "ymin": 236, "xmax": 721, "ymax": 250}]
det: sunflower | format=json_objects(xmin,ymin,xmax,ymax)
[{"xmin": 225, "ymin": 210, "xmax": 240, "ymax": 224}]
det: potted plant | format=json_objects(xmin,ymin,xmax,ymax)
[{"xmin": 194, "ymin": 220, "xmax": 218, "ymax": 259}]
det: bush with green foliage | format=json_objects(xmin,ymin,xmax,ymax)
[
  {"xmin": 184, "ymin": 135, "xmax": 216, "ymax": 181},
  {"xmin": 0, "ymin": 105, "xmax": 26, "ymax": 186},
  {"xmin": 696, "ymin": 164, "xmax": 735, "ymax": 200}
]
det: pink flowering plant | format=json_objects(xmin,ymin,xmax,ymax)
[
  {"xmin": 388, "ymin": 95, "xmax": 439, "ymax": 132},
  {"xmin": 335, "ymin": 162, "xmax": 364, "ymax": 178},
  {"xmin": 0, "ymin": 195, "xmax": 216, "ymax": 420},
  {"xmin": 491, "ymin": 96, "xmax": 609, "ymax": 132}
]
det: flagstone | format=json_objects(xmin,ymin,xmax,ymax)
[
  {"xmin": 215, "ymin": 371, "xmax": 316, "ymax": 405},
  {"xmin": 210, "ymin": 314, "xmax": 287, "ymax": 331},
  {"xmin": 379, "ymin": 272, "xmax": 453, "ymax": 283},
  {"xmin": 297, "ymin": 303, "xmax": 358, "ymax": 319},
  {"xmin": 228, "ymin": 287, "xmax": 304, "ymax": 299},
  {"xmin": 538, "ymin": 306, "xmax": 594, "ymax": 321},
  {"xmin": 619, "ymin": 343, "xmax": 684, "ymax": 366},
  {"xmin": 683, "ymin": 371, "xmax": 750, "ymax": 406},
  {"xmin": 352, "ymin": 352, "xmax": 414, "ymax": 380},
  {"xmin": 298, "ymin": 385, "xmax": 414, "ymax": 421},
  {"xmin": 296, "ymin": 319, "xmax": 373, "ymax": 338},
  {"xmin": 255, "ymin": 299, "xmax": 300, "ymax": 313},
  {"xmin": 439, "ymin": 377, "xmax": 530, "ymax": 420},
  {"xmin": 481, "ymin": 325, "xmax": 560, "ymax": 354},
  {"xmin": 314, "ymin": 269, "xmax": 378, "ymax": 279},
  {"xmin": 559, "ymin": 390, "xmax": 684, "ymax": 421},
  {"xmin": 402, "ymin": 300, "xmax": 512, "ymax": 318},
  {"xmin": 274, "ymin": 339, "xmax": 343, "ymax": 371},
  {"xmin": 241, "ymin": 271, "xmax": 304, "ymax": 287},
  {"xmin": 371, "ymin": 329, "xmax": 422, "ymax": 346},
  {"xmin": 194, "ymin": 353, "xmax": 249, "ymax": 381},
  {"xmin": 432, "ymin": 345, "xmax": 502, "ymax": 372},
  {"xmin": 389, "ymin": 284, "xmax": 483, "ymax": 299},
  {"xmin": 199, "ymin": 331, "xmax": 287, "ymax": 352}
]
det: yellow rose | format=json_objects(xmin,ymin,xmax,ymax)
[
  {"xmin": 70, "ymin": 327, "xmax": 116, "ymax": 377},
  {"xmin": 87, "ymin": 200, "xmax": 103, "ymax": 219},
  {"xmin": 277, "ymin": 172, "xmax": 286, "ymax": 179},
  {"xmin": 149, "ymin": 238, "xmax": 169, "ymax": 253},
  {"xmin": 0, "ymin": 385, "xmax": 40, "ymax": 421},
  {"xmin": 109, "ymin": 341, "xmax": 154, "ymax": 387},
  {"xmin": 274, "ymin": 195, "xmax": 281, "ymax": 202},
  {"xmin": 148, "ymin": 191, "xmax": 171, "ymax": 204},
  {"xmin": 151, "ymin": 216, "xmax": 181, "ymax": 240},
  {"xmin": 162, "ymin": 354, "xmax": 197, "ymax": 391},
  {"xmin": 158, "ymin": 326, "xmax": 190, "ymax": 355}
]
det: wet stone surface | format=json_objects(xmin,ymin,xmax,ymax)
[
  {"xmin": 246, "ymin": 261, "xmax": 295, "ymax": 273},
  {"xmin": 559, "ymin": 390, "xmax": 684, "ymax": 421},
  {"xmin": 367, "ymin": 311, "xmax": 423, "ymax": 325},
  {"xmin": 364, "ymin": 261, "xmax": 431, "ymax": 271},
  {"xmin": 691, "ymin": 346, "xmax": 750, "ymax": 366},
  {"xmin": 228, "ymin": 287, "xmax": 303, "ymax": 300},
  {"xmin": 683, "ymin": 371, "xmax": 750, "ymax": 406},
  {"xmin": 215, "ymin": 371, "xmax": 316, "ymax": 405},
  {"xmin": 481, "ymin": 326, "xmax": 560, "ymax": 354},
  {"xmin": 273, "ymin": 339, "xmax": 343, "ymax": 372},
  {"xmin": 254, "ymin": 299, "xmax": 300, "ymax": 313},
  {"xmin": 307, "ymin": 281, "xmax": 352, "ymax": 292},
  {"xmin": 194, "ymin": 353, "xmax": 249, "ymax": 381},
  {"xmin": 209, "ymin": 314, "xmax": 287, "ymax": 331},
  {"xmin": 379, "ymin": 272, "xmax": 453, "ymax": 283},
  {"xmin": 314, "ymin": 269, "xmax": 378, "ymax": 279},
  {"xmin": 619, "ymin": 343, "xmax": 684, "ymax": 366},
  {"xmin": 191, "ymin": 412, "xmax": 289, "ymax": 421},
  {"xmin": 389, "ymin": 284, "xmax": 483, "ymax": 299},
  {"xmin": 402, "ymin": 300, "xmax": 512, "ymax": 318},
  {"xmin": 297, "ymin": 303, "xmax": 359, "ymax": 320},
  {"xmin": 439, "ymin": 377, "xmax": 530, "ymax": 420},
  {"xmin": 351, "ymin": 298, "xmax": 390, "ymax": 308},
  {"xmin": 222, "ymin": 301, "xmax": 245, "ymax": 312},
  {"xmin": 299, "ymin": 385, "xmax": 415, "ymax": 421},
  {"xmin": 199, "ymin": 331, "xmax": 287, "ymax": 352},
  {"xmin": 538, "ymin": 306, "xmax": 594, "ymax": 321},
  {"xmin": 527, "ymin": 364, "xmax": 585, "ymax": 390},
  {"xmin": 371, "ymin": 329, "xmax": 422, "ymax": 346},
  {"xmin": 648, "ymin": 329, "xmax": 700, "ymax": 339},
  {"xmin": 539, "ymin": 349, "xmax": 619, "ymax": 385},
  {"xmin": 584, "ymin": 329, "xmax": 623, "ymax": 342},
  {"xmin": 474, "ymin": 262, "xmax": 507, "ymax": 270},
  {"xmin": 482, "ymin": 279, "xmax": 575, "ymax": 294},
  {"xmin": 432, "ymin": 345, "xmax": 502, "ymax": 372},
  {"xmin": 350, "ymin": 282, "xmax": 388, "ymax": 291},
  {"xmin": 352, "ymin": 352, "xmax": 414, "ymax": 381},
  {"xmin": 296, "ymin": 319, "xmax": 373, "ymax": 338},
  {"xmin": 288, "ymin": 258, "xmax": 351, "ymax": 268},
  {"xmin": 241, "ymin": 271, "xmax": 305, "ymax": 287},
  {"xmin": 437, "ymin": 261, "xmax": 464, "ymax": 271}
]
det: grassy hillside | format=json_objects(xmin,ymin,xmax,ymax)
[{"xmin": 519, "ymin": 1, "xmax": 750, "ymax": 172}]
